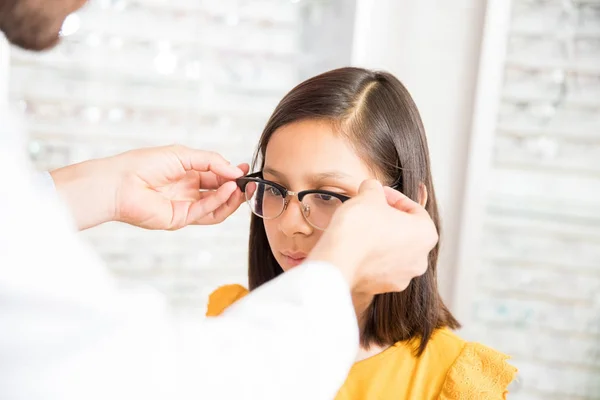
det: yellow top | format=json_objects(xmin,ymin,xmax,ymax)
[{"xmin": 206, "ymin": 284, "xmax": 517, "ymax": 400}]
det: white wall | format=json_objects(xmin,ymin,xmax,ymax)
[
  {"xmin": 0, "ymin": 34, "xmax": 9, "ymax": 107},
  {"xmin": 351, "ymin": 0, "xmax": 487, "ymax": 306}
]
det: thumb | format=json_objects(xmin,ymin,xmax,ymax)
[
  {"xmin": 383, "ymin": 186, "xmax": 425, "ymax": 215},
  {"xmin": 357, "ymin": 179, "xmax": 386, "ymax": 203}
]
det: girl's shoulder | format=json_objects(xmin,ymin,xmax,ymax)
[
  {"xmin": 341, "ymin": 328, "xmax": 517, "ymax": 400},
  {"xmin": 205, "ymin": 284, "xmax": 249, "ymax": 317},
  {"xmin": 428, "ymin": 329, "xmax": 518, "ymax": 399}
]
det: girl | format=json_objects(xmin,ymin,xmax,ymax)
[{"xmin": 207, "ymin": 67, "xmax": 516, "ymax": 399}]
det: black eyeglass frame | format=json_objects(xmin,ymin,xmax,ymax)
[{"xmin": 236, "ymin": 172, "xmax": 351, "ymax": 210}]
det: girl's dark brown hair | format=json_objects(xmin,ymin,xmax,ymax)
[{"xmin": 248, "ymin": 67, "xmax": 459, "ymax": 355}]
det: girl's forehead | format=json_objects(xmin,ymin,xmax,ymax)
[{"xmin": 264, "ymin": 120, "xmax": 373, "ymax": 178}]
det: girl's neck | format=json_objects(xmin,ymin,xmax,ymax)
[{"xmin": 352, "ymin": 293, "xmax": 390, "ymax": 362}]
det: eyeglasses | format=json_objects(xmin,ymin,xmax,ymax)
[{"xmin": 236, "ymin": 172, "xmax": 350, "ymax": 230}]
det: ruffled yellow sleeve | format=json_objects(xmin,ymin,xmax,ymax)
[
  {"xmin": 438, "ymin": 342, "xmax": 518, "ymax": 400},
  {"xmin": 205, "ymin": 284, "xmax": 249, "ymax": 317}
]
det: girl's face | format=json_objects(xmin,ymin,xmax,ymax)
[{"xmin": 262, "ymin": 119, "xmax": 376, "ymax": 271}]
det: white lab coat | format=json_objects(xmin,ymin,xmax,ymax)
[{"xmin": 0, "ymin": 105, "xmax": 359, "ymax": 400}]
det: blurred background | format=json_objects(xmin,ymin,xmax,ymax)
[{"xmin": 1, "ymin": 0, "xmax": 599, "ymax": 398}]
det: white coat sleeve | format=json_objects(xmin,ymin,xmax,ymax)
[
  {"xmin": 0, "ymin": 108, "xmax": 358, "ymax": 400},
  {"xmin": 178, "ymin": 262, "xmax": 359, "ymax": 400}
]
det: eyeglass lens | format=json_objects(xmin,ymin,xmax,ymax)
[{"xmin": 243, "ymin": 181, "xmax": 343, "ymax": 230}]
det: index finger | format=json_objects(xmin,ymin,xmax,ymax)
[
  {"xmin": 199, "ymin": 163, "xmax": 250, "ymax": 190},
  {"xmin": 213, "ymin": 162, "xmax": 250, "ymax": 187},
  {"xmin": 171, "ymin": 146, "xmax": 243, "ymax": 179}
]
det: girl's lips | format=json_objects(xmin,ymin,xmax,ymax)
[{"xmin": 281, "ymin": 252, "xmax": 307, "ymax": 268}]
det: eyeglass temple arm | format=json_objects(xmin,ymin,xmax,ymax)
[{"xmin": 235, "ymin": 171, "xmax": 263, "ymax": 191}]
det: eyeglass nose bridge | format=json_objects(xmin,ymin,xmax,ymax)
[{"xmin": 282, "ymin": 191, "xmax": 310, "ymax": 216}]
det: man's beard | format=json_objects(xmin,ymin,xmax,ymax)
[{"xmin": 0, "ymin": 0, "xmax": 66, "ymax": 51}]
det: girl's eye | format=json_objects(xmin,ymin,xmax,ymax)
[{"xmin": 264, "ymin": 186, "xmax": 282, "ymax": 197}]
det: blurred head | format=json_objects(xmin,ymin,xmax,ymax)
[
  {"xmin": 0, "ymin": 0, "xmax": 86, "ymax": 50},
  {"xmin": 246, "ymin": 67, "xmax": 459, "ymax": 354}
]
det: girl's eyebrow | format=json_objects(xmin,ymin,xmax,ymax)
[
  {"xmin": 309, "ymin": 171, "xmax": 353, "ymax": 184},
  {"xmin": 262, "ymin": 166, "xmax": 284, "ymax": 179},
  {"xmin": 263, "ymin": 167, "xmax": 353, "ymax": 186}
]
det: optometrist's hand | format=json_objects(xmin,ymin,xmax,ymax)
[
  {"xmin": 307, "ymin": 180, "xmax": 437, "ymax": 294},
  {"xmin": 50, "ymin": 145, "xmax": 250, "ymax": 231}
]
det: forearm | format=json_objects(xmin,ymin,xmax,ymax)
[{"xmin": 50, "ymin": 158, "xmax": 117, "ymax": 231}]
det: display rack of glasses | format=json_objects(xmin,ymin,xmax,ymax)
[
  {"xmin": 8, "ymin": 0, "xmax": 355, "ymax": 312},
  {"xmin": 459, "ymin": 0, "xmax": 600, "ymax": 399}
]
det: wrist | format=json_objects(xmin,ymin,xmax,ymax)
[{"xmin": 50, "ymin": 158, "xmax": 118, "ymax": 230}]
